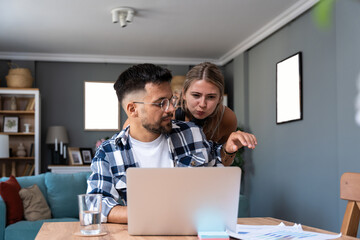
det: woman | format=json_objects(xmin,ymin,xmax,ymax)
[
  {"xmin": 175, "ymin": 62, "xmax": 257, "ymax": 165},
  {"xmin": 123, "ymin": 62, "xmax": 257, "ymax": 164}
]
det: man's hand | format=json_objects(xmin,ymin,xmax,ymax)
[{"xmin": 223, "ymin": 130, "xmax": 257, "ymax": 153}]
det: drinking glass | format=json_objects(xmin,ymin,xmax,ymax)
[{"xmin": 78, "ymin": 194, "xmax": 102, "ymax": 235}]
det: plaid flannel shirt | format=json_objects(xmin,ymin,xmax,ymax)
[{"xmin": 86, "ymin": 120, "xmax": 222, "ymax": 222}]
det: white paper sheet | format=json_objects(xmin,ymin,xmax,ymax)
[{"xmin": 227, "ymin": 222, "xmax": 341, "ymax": 240}]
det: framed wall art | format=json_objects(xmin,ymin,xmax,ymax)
[{"xmin": 276, "ymin": 52, "xmax": 303, "ymax": 124}]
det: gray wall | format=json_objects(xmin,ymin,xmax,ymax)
[
  {"xmin": 232, "ymin": 54, "xmax": 246, "ymax": 127},
  {"xmin": 336, "ymin": 0, "xmax": 360, "ymax": 227},
  {"xmin": 36, "ymin": 62, "xmax": 128, "ymax": 171},
  {"xmin": 222, "ymin": 62, "xmax": 234, "ymax": 110},
  {"xmin": 34, "ymin": 62, "xmax": 189, "ymax": 171},
  {"xmin": 231, "ymin": 0, "xmax": 360, "ymax": 233}
]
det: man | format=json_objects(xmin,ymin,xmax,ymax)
[{"xmin": 87, "ymin": 63, "xmax": 257, "ymax": 223}]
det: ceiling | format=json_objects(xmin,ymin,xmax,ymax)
[{"xmin": 0, "ymin": 0, "xmax": 318, "ymax": 66}]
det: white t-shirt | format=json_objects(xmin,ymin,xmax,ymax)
[{"xmin": 129, "ymin": 134, "xmax": 174, "ymax": 168}]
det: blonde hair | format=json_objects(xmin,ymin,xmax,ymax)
[{"xmin": 180, "ymin": 62, "xmax": 225, "ymax": 140}]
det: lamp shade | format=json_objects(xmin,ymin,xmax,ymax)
[
  {"xmin": 0, "ymin": 134, "xmax": 9, "ymax": 158},
  {"xmin": 46, "ymin": 126, "xmax": 69, "ymax": 144}
]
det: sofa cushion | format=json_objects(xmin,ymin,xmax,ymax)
[
  {"xmin": 19, "ymin": 184, "xmax": 51, "ymax": 221},
  {"xmin": 45, "ymin": 172, "xmax": 91, "ymax": 218},
  {"xmin": 0, "ymin": 176, "xmax": 23, "ymax": 225},
  {"xmin": 6, "ymin": 174, "xmax": 48, "ymax": 201},
  {"xmin": 5, "ymin": 217, "xmax": 78, "ymax": 240}
]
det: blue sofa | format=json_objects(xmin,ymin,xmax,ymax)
[
  {"xmin": 0, "ymin": 172, "xmax": 91, "ymax": 240},
  {"xmin": 0, "ymin": 171, "xmax": 249, "ymax": 240}
]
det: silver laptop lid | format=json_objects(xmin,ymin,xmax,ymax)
[{"xmin": 127, "ymin": 167, "xmax": 241, "ymax": 235}]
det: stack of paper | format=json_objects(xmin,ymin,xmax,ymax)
[{"xmin": 227, "ymin": 222, "xmax": 341, "ymax": 240}]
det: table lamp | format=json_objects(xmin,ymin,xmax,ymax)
[
  {"xmin": 0, "ymin": 134, "xmax": 9, "ymax": 177},
  {"xmin": 46, "ymin": 126, "xmax": 69, "ymax": 165}
]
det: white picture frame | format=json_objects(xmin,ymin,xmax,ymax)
[
  {"xmin": 3, "ymin": 116, "xmax": 19, "ymax": 133},
  {"xmin": 276, "ymin": 52, "xmax": 303, "ymax": 124}
]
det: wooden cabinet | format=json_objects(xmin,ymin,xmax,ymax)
[{"xmin": 0, "ymin": 88, "xmax": 40, "ymax": 176}]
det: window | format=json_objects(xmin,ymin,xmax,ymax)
[{"xmin": 84, "ymin": 81, "xmax": 120, "ymax": 130}]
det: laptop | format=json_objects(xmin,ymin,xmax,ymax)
[{"xmin": 127, "ymin": 167, "xmax": 241, "ymax": 235}]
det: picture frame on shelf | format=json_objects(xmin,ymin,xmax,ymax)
[
  {"xmin": 3, "ymin": 116, "xmax": 19, "ymax": 132},
  {"xmin": 80, "ymin": 148, "xmax": 93, "ymax": 164},
  {"xmin": 68, "ymin": 147, "xmax": 83, "ymax": 165}
]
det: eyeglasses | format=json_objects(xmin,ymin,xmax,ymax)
[{"xmin": 134, "ymin": 96, "xmax": 179, "ymax": 112}]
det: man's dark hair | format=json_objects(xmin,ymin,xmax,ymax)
[{"xmin": 114, "ymin": 63, "xmax": 172, "ymax": 104}]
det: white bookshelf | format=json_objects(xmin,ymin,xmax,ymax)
[{"xmin": 0, "ymin": 88, "xmax": 41, "ymax": 176}]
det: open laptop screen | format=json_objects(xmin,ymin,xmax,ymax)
[{"xmin": 127, "ymin": 167, "xmax": 241, "ymax": 235}]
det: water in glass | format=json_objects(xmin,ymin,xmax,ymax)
[{"xmin": 78, "ymin": 194, "xmax": 102, "ymax": 235}]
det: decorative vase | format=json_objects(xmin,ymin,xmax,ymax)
[
  {"xmin": 16, "ymin": 143, "xmax": 26, "ymax": 157},
  {"xmin": 10, "ymin": 96, "xmax": 17, "ymax": 110},
  {"xmin": 24, "ymin": 123, "xmax": 31, "ymax": 133}
]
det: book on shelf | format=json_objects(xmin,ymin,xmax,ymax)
[
  {"xmin": 28, "ymin": 164, "xmax": 35, "ymax": 176},
  {"xmin": 22, "ymin": 162, "xmax": 34, "ymax": 176},
  {"xmin": 22, "ymin": 163, "xmax": 30, "ymax": 176},
  {"xmin": 25, "ymin": 98, "xmax": 35, "ymax": 111},
  {"xmin": 29, "ymin": 143, "xmax": 34, "ymax": 157}
]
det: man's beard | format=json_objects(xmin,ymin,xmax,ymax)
[{"xmin": 142, "ymin": 114, "xmax": 173, "ymax": 134}]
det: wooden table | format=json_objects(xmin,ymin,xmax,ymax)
[{"xmin": 35, "ymin": 217, "xmax": 358, "ymax": 240}]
